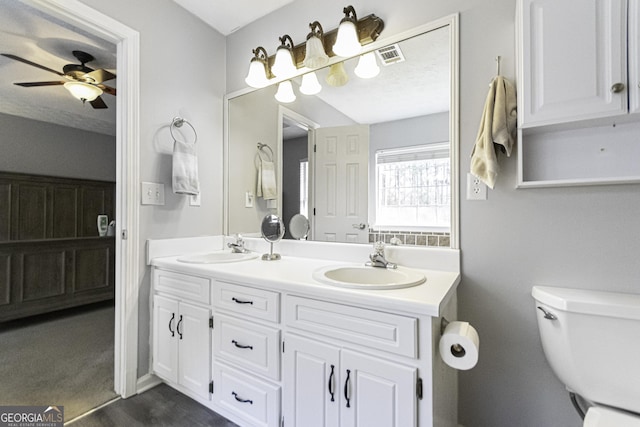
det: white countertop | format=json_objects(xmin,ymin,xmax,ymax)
[{"xmin": 151, "ymin": 253, "xmax": 460, "ymax": 317}]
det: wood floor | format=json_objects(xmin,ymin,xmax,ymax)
[{"xmin": 67, "ymin": 384, "xmax": 238, "ymax": 427}]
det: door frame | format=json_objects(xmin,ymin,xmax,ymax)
[{"xmin": 25, "ymin": 0, "xmax": 141, "ymax": 398}]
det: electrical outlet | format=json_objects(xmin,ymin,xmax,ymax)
[
  {"xmin": 466, "ymin": 173, "xmax": 488, "ymax": 200},
  {"xmin": 141, "ymin": 182, "xmax": 165, "ymax": 205}
]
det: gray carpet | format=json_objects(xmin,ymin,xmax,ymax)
[{"xmin": 0, "ymin": 302, "xmax": 118, "ymax": 421}]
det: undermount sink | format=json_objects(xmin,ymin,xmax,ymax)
[
  {"xmin": 177, "ymin": 250, "xmax": 258, "ymax": 264},
  {"xmin": 312, "ymin": 264, "xmax": 426, "ymax": 290}
]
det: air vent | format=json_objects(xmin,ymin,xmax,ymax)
[{"xmin": 376, "ymin": 43, "xmax": 405, "ymax": 66}]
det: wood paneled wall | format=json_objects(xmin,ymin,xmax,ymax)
[{"xmin": 0, "ymin": 172, "xmax": 115, "ymax": 322}]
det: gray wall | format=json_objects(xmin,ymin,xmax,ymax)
[
  {"xmin": 228, "ymin": 1, "xmax": 640, "ymax": 427},
  {"xmin": 282, "ymin": 135, "xmax": 307, "ymax": 239},
  {"xmin": 0, "ymin": 112, "xmax": 116, "ymax": 181},
  {"xmin": 78, "ymin": 0, "xmax": 226, "ymax": 376}
]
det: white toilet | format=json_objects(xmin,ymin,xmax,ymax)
[{"xmin": 532, "ymin": 286, "xmax": 640, "ymax": 426}]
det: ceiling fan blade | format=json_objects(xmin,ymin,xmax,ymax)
[
  {"xmin": 84, "ymin": 68, "xmax": 116, "ymax": 84},
  {"xmin": 1, "ymin": 53, "xmax": 64, "ymax": 76},
  {"xmin": 97, "ymin": 84, "xmax": 116, "ymax": 96},
  {"xmin": 90, "ymin": 96, "xmax": 108, "ymax": 109},
  {"xmin": 14, "ymin": 81, "xmax": 65, "ymax": 87}
]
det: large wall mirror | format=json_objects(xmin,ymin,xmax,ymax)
[{"xmin": 224, "ymin": 14, "xmax": 459, "ymax": 249}]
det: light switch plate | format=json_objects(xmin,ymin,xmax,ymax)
[
  {"xmin": 245, "ymin": 191, "xmax": 254, "ymax": 208},
  {"xmin": 190, "ymin": 193, "xmax": 201, "ymax": 206},
  {"xmin": 141, "ymin": 182, "xmax": 165, "ymax": 205}
]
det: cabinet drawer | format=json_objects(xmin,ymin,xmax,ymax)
[
  {"xmin": 153, "ymin": 269, "xmax": 210, "ymax": 303},
  {"xmin": 285, "ymin": 295, "xmax": 417, "ymax": 358},
  {"xmin": 212, "ymin": 361, "xmax": 280, "ymax": 427},
  {"xmin": 214, "ymin": 313, "xmax": 280, "ymax": 380},
  {"xmin": 213, "ymin": 281, "xmax": 280, "ymax": 323}
]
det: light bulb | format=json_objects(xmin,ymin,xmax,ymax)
[
  {"xmin": 333, "ymin": 19, "xmax": 360, "ymax": 57},
  {"xmin": 300, "ymin": 72, "xmax": 322, "ymax": 95},
  {"xmin": 354, "ymin": 52, "xmax": 380, "ymax": 78},
  {"xmin": 275, "ymin": 81, "xmax": 296, "ymax": 103}
]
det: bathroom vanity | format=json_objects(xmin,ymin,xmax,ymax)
[{"xmin": 149, "ymin": 237, "xmax": 460, "ymax": 427}]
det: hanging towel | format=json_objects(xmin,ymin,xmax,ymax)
[
  {"xmin": 172, "ymin": 138, "xmax": 200, "ymax": 195},
  {"xmin": 256, "ymin": 156, "xmax": 277, "ymax": 200},
  {"xmin": 470, "ymin": 76, "xmax": 517, "ymax": 189}
]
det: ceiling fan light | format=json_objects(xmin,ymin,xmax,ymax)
[
  {"xmin": 275, "ymin": 80, "xmax": 296, "ymax": 103},
  {"xmin": 272, "ymin": 35, "xmax": 297, "ymax": 78},
  {"xmin": 63, "ymin": 81, "xmax": 103, "ymax": 102},
  {"xmin": 333, "ymin": 6, "xmax": 361, "ymax": 57},
  {"xmin": 354, "ymin": 52, "xmax": 380, "ymax": 79},
  {"xmin": 300, "ymin": 72, "xmax": 322, "ymax": 95},
  {"xmin": 326, "ymin": 62, "xmax": 349, "ymax": 87}
]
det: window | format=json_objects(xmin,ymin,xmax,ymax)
[
  {"xmin": 299, "ymin": 159, "xmax": 308, "ymax": 216},
  {"xmin": 375, "ymin": 143, "xmax": 450, "ymax": 230}
]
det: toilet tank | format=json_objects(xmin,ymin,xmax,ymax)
[{"xmin": 532, "ymin": 286, "xmax": 640, "ymax": 414}]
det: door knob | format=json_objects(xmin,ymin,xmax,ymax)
[
  {"xmin": 610, "ymin": 83, "xmax": 625, "ymax": 93},
  {"xmin": 352, "ymin": 223, "xmax": 366, "ymax": 230}
]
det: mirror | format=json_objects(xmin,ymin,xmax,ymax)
[
  {"xmin": 261, "ymin": 214, "xmax": 285, "ymax": 260},
  {"xmin": 289, "ymin": 214, "xmax": 310, "ymax": 240},
  {"xmin": 225, "ymin": 16, "xmax": 459, "ymax": 249}
]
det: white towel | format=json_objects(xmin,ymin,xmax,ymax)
[
  {"xmin": 257, "ymin": 157, "xmax": 277, "ymax": 200},
  {"xmin": 470, "ymin": 76, "xmax": 517, "ymax": 189},
  {"xmin": 172, "ymin": 139, "xmax": 200, "ymax": 195}
]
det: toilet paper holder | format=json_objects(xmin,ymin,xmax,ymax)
[{"xmin": 441, "ymin": 317, "xmax": 466, "ymax": 357}]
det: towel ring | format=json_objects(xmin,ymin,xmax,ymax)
[
  {"xmin": 257, "ymin": 142, "xmax": 274, "ymax": 161},
  {"xmin": 170, "ymin": 116, "xmax": 197, "ymax": 145}
]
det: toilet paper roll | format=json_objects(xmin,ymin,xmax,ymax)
[{"xmin": 439, "ymin": 321, "xmax": 479, "ymax": 370}]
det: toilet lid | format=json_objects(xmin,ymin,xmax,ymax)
[{"xmin": 584, "ymin": 407, "xmax": 640, "ymax": 427}]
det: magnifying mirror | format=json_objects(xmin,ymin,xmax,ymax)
[
  {"xmin": 261, "ymin": 214, "xmax": 285, "ymax": 260},
  {"xmin": 289, "ymin": 214, "xmax": 310, "ymax": 240}
]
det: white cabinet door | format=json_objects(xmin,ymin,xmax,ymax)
[
  {"xmin": 340, "ymin": 349, "xmax": 417, "ymax": 427},
  {"xmin": 630, "ymin": 0, "xmax": 640, "ymax": 115},
  {"xmin": 283, "ymin": 334, "xmax": 340, "ymax": 427},
  {"xmin": 178, "ymin": 301, "xmax": 211, "ymax": 400},
  {"xmin": 152, "ymin": 295, "xmax": 179, "ymax": 383},
  {"xmin": 518, "ymin": 0, "xmax": 628, "ymax": 127}
]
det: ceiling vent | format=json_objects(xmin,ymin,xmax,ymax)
[{"xmin": 375, "ymin": 44, "xmax": 405, "ymax": 66}]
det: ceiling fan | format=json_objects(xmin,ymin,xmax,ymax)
[{"xmin": 1, "ymin": 50, "xmax": 116, "ymax": 109}]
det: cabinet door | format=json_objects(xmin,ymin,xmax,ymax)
[
  {"xmin": 340, "ymin": 349, "xmax": 417, "ymax": 427},
  {"xmin": 178, "ymin": 301, "xmax": 211, "ymax": 400},
  {"xmin": 283, "ymin": 334, "xmax": 340, "ymax": 427},
  {"xmin": 152, "ymin": 295, "xmax": 179, "ymax": 383},
  {"xmin": 519, "ymin": 0, "xmax": 627, "ymax": 127},
  {"xmin": 630, "ymin": 0, "xmax": 640, "ymax": 115}
]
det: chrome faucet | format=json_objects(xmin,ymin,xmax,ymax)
[
  {"xmin": 227, "ymin": 234, "xmax": 248, "ymax": 253},
  {"xmin": 367, "ymin": 241, "xmax": 397, "ymax": 269}
]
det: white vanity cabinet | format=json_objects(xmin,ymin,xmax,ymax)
[
  {"xmin": 283, "ymin": 295, "xmax": 422, "ymax": 427},
  {"xmin": 211, "ymin": 280, "xmax": 282, "ymax": 427},
  {"xmin": 151, "ymin": 269, "xmax": 212, "ymax": 400},
  {"xmin": 516, "ymin": 0, "xmax": 640, "ymax": 186}
]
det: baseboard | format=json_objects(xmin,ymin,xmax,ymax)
[{"xmin": 136, "ymin": 373, "xmax": 162, "ymax": 394}]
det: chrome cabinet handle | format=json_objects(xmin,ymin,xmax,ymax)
[
  {"xmin": 176, "ymin": 314, "xmax": 183, "ymax": 339},
  {"xmin": 537, "ymin": 306, "xmax": 557, "ymax": 320},
  {"xmin": 168, "ymin": 313, "xmax": 175, "ymax": 337},
  {"xmin": 232, "ymin": 297, "xmax": 253, "ymax": 305},
  {"xmin": 344, "ymin": 369, "xmax": 351, "ymax": 408},
  {"xmin": 611, "ymin": 82, "xmax": 625, "ymax": 93},
  {"xmin": 231, "ymin": 340, "xmax": 253, "ymax": 350},
  {"xmin": 328, "ymin": 364, "xmax": 335, "ymax": 402},
  {"xmin": 232, "ymin": 391, "xmax": 253, "ymax": 404}
]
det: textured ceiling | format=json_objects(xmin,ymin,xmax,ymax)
[{"xmin": 0, "ymin": 0, "xmax": 117, "ymax": 136}]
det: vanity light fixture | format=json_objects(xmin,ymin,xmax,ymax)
[
  {"xmin": 332, "ymin": 5, "xmax": 361, "ymax": 57},
  {"xmin": 354, "ymin": 51, "xmax": 380, "ymax": 78},
  {"xmin": 300, "ymin": 72, "xmax": 322, "ymax": 95},
  {"xmin": 272, "ymin": 35, "xmax": 297, "ymax": 78},
  {"xmin": 275, "ymin": 80, "xmax": 296, "ymax": 103},
  {"xmin": 303, "ymin": 21, "xmax": 329, "ymax": 68},
  {"xmin": 326, "ymin": 62, "xmax": 349, "ymax": 87},
  {"xmin": 245, "ymin": 46, "xmax": 270, "ymax": 88},
  {"xmin": 63, "ymin": 81, "xmax": 103, "ymax": 103}
]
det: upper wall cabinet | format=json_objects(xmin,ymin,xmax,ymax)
[{"xmin": 516, "ymin": 0, "xmax": 640, "ymax": 187}]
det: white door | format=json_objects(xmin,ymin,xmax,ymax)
[
  {"xmin": 284, "ymin": 334, "xmax": 340, "ymax": 427},
  {"xmin": 178, "ymin": 301, "xmax": 211, "ymax": 400},
  {"xmin": 629, "ymin": 0, "xmax": 640, "ymax": 115},
  {"xmin": 519, "ymin": 0, "xmax": 627, "ymax": 127},
  {"xmin": 314, "ymin": 125, "xmax": 369, "ymax": 243},
  {"xmin": 152, "ymin": 295, "xmax": 179, "ymax": 383},
  {"xmin": 340, "ymin": 349, "xmax": 417, "ymax": 427}
]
